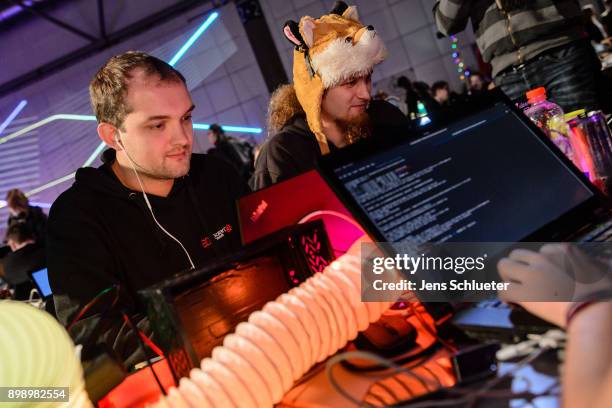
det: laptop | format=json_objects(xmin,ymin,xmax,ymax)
[
  {"xmin": 316, "ymin": 89, "xmax": 612, "ymax": 340},
  {"xmin": 28, "ymin": 267, "xmax": 53, "ymax": 300},
  {"xmin": 237, "ymin": 169, "xmax": 364, "ymax": 256}
]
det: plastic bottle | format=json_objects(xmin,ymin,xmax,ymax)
[
  {"xmin": 524, "ymin": 87, "xmax": 574, "ymax": 161},
  {"xmin": 564, "ymin": 109, "xmax": 596, "ymax": 179}
]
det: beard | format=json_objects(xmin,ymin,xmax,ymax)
[
  {"xmin": 335, "ymin": 112, "xmax": 372, "ymax": 146},
  {"xmin": 129, "ymin": 151, "xmax": 192, "ymax": 181}
]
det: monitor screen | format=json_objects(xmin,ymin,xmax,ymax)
[
  {"xmin": 331, "ymin": 103, "xmax": 594, "ymax": 243},
  {"xmin": 31, "ymin": 268, "xmax": 52, "ymax": 298}
]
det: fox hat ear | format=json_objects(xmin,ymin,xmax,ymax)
[
  {"xmin": 300, "ymin": 17, "xmax": 315, "ymax": 48},
  {"xmin": 330, "ymin": 2, "xmax": 360, "ymax": 23},
  {"xmin": 283, "ymin": 20, "xmax": 304, "ymax": 47},
  {"xmin": 342, "ymin": 5, "xmax": 360, "ymax": 22}
]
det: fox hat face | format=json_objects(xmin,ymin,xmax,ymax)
[{"xmin": 283, "ymin": 1, "xmax": 387, "ymax": 154}]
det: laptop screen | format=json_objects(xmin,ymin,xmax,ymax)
[
  {"xmin": 328, "ymin": 102, "xmax": 595, "ymax": 243},
  {"xmin": 31, "ymin": 268, "xmax": 52, "ymax": 298}
]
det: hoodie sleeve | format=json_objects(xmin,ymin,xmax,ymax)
[
  {"xmin": 434, "ymin": 0, "xmax": 473, "ymax": 36},
  {"xmin": 47, "ymin": 192, "xmax": 149, "ymax": 367},
  {"xmin": 250, "ymin": 131, "xmax": 318, "ymax": 190}
]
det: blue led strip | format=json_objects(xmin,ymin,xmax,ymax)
[
  {"xmin": 0, "ymin": 100, "xmax": 27, "ymax": 135},
  {"xmin": 169, "ymin": 12, "xmax": 219, "ymax": 67},
  {"xmin": 192, "ymin": 123, "xmax": 262, "ymax": 134},
  {"xmin": 1, "ymin": 116, "xmax": 261, "ymax": 146}
]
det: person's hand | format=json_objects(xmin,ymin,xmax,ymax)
[
  {"xmin": 496, "ymin": 244, "xmax": 612, "ymax": 327},
  {"xmin": 497, "ymin": 250, "xmax": 571, "ymax": 327},
  {"xmin": 601, "ymin": 37, "xmax": 612, "ymax": 48}
]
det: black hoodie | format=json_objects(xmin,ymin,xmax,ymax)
[
  {"xmin": 47, "ymin": 149, "xmax": 248, "ymax": 366},
  {"xmin": 250, "ymin": 100, "xmax": 412, "ymax": 190}
]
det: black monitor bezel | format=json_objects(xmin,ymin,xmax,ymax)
[{"xmin": 317, "ymin": 89, "xmax": 611, "ymax": 246}]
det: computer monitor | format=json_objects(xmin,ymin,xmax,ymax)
[
  {"xmin": 29, "ymin": 268, "xmax": 52, "ymax": 299},
  {"xmin": 317, "ymin": 90, "xmax": 606, "ymax": 245}
]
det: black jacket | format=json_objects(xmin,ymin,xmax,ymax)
[
  {"xmin": 1, "ymin": 242, "xmax": 45, "ymax": 300},
  {"xmin": 250, "ymin": 100, "xmax": 411, "ymax": 190},
  {"xmin": 47, "ymin": 149, "xmax": 248, "ymax": 366},
  {"xmin": 8, "ymin": 205, "xmax": 48, "ymax": 245},
  {"xmin": 208, "ymin": 137, "xmax": 254, "ymax": 182}
]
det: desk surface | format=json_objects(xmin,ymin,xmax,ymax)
[
  {"xmin": 99, "ymin": 313, "xmax": 561, "ymax": 407},
  {"xmin": 281, "ymin": 315, "xmax": 561, "ymax": 407}
]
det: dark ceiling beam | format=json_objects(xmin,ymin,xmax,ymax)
[
  {"xmin": 9, "ymin": 0, "xmax": 98, "ymax": 41},
  {"xmin": 0, "ymin": 0, "xmax": 211, "ymax": 98},
  {"xmin": 96, "ymin": 0, "xmax": 106, "ymax": 39}
]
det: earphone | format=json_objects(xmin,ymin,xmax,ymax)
[{"xmin": 114, "ymin": 130, "xmax": 196, "ymax": 270}]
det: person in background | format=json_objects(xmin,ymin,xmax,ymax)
[
  {"xmin": 431, "ymin": 81, "xmax": 451, "ymax": 106},
  {"xmin": 5, "ymin": 189, "xmax": 47, "ymax": 245},
  {"xmin": 434, "ymin": 0, "xmax": 602, "ymax": 112},
  {"xmin": 396, "ymin": 76, "xmax": 420, "ymax": 119},
  {"xmin": 0, "ymin": 223, "xmax": 45, "ymax": 300},
  {"xmin": 251, "ymin": 2, "xmax": 410, "ymax": 190},
  {"xmin": 207, "ymin": 123, "xmax": 255, "ymax": 182},
  {"xmin": 467, "ymin": 72, "xmax": 489, "ymax": 96}
]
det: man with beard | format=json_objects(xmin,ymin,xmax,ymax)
[
  {"xmin": 250, "ymin": 2, "xmax": 410, "ymax": 190},
  {"xmin": 47, "ymin": 52, "xmax": 247, "ymax": 367},
  {"xmin": 434, "ymin": 0, "xmax": 602, "ymax": 112}
]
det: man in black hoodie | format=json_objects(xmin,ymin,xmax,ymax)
[{"xmin": 47, "ymin": 52, "xmax": 248, "ymax": 367}]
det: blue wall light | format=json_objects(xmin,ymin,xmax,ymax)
[
  {"xmin": 0, "ymin": 99, "xmax": 27, "ymax": 135},
  {"xmin": 169, "ymin": 11, "xmax": 219, "ymax": 67}
]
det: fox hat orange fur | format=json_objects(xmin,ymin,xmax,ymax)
[{"xmin": 283, "ymin": 1, "xmax": 387, "ymax": 154}]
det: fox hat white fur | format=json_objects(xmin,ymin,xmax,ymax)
[{"xmin": 283, "ymin": 1, "xmax": 387, "ymax": 154}]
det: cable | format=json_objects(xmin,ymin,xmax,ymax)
[
  {"xmin": 122, "ymin": 312, "xmax": 167, "ymax": 396},
  {"xmin": 341, "ymin": 340, "xmax": 440, "ymax": 373},
  {"xmin": 326, "ymin": 351, "xmax": 438, "ymax": 407},
  {"xmin": 408, "ymin": 302, "xmax": 456, "ymax": 353},
  {"xmin": 121, "ymin": 313, "xmax": 165, "ymax": 358},
  {"xmin": 327, "ymin": 346, "xmax": 557, "ymax": 408},
  {"xmin": 298, "ymin": 210, "xmax": 366, "ymax": 234},
  {"xmin": 67, "ymin": 285, "xmax": 119, "ymax": 331},
  {"xmin": 397, "ymin": 349, "xmax": 549, "ymax": 408},
  {"xmin": 118, "ymin": 138, "xmax": 196, "ymax": 270}
]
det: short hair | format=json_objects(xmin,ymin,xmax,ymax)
[
  {"xmin": 6, "ymin": 189, "xmax": 28, "ymax": 212},
  {"xmin": 89, "ymin": 51, "xmax": 186, "ymax": 129},
  {"xmin": 431, "ymin": 81, "xmax": 449, "ymax": 93},
  {"xmin": 5, "ymin": 223, "xmax": 34, "ymax": 245},
  {"xmin": 208, "ymin": 123, "xmax": 225, "ymax": 136}
]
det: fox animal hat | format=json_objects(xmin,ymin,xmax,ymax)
[{"xmin": 283, "ymin": 1, "xmax": 387, "ymax": 154}]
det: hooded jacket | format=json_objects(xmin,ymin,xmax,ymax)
[
  {"xmin": 47, "ymin": 149, "xmax": 247, "ymax": 366},
  {"xmin": 250, "ymin": 99, "xmax": 412, "ymax": 190}
]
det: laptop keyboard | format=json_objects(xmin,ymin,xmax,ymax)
[
  {"xmin": 474, "ymin": 220, "xmax": 612, "ymax": 313},
  {"xmin": 476, "ymin": 299, "xmax": 507, "ymax": 309},
  {"xmin": 578, "ymin": 218, "xmax": 612, "ymax": 242}
]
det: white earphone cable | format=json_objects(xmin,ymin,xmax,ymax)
[{"xmin": 118, "ymin": 137, "xmax": 196, "ymax": 270}]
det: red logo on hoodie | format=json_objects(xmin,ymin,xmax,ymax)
[
  {"xmin": 200, "ymin": 224, "xmax": 234, "ymax": 249},
  {"xmin": 201, "ymin": 237, "xmax": 212, "ymax": 248}
]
